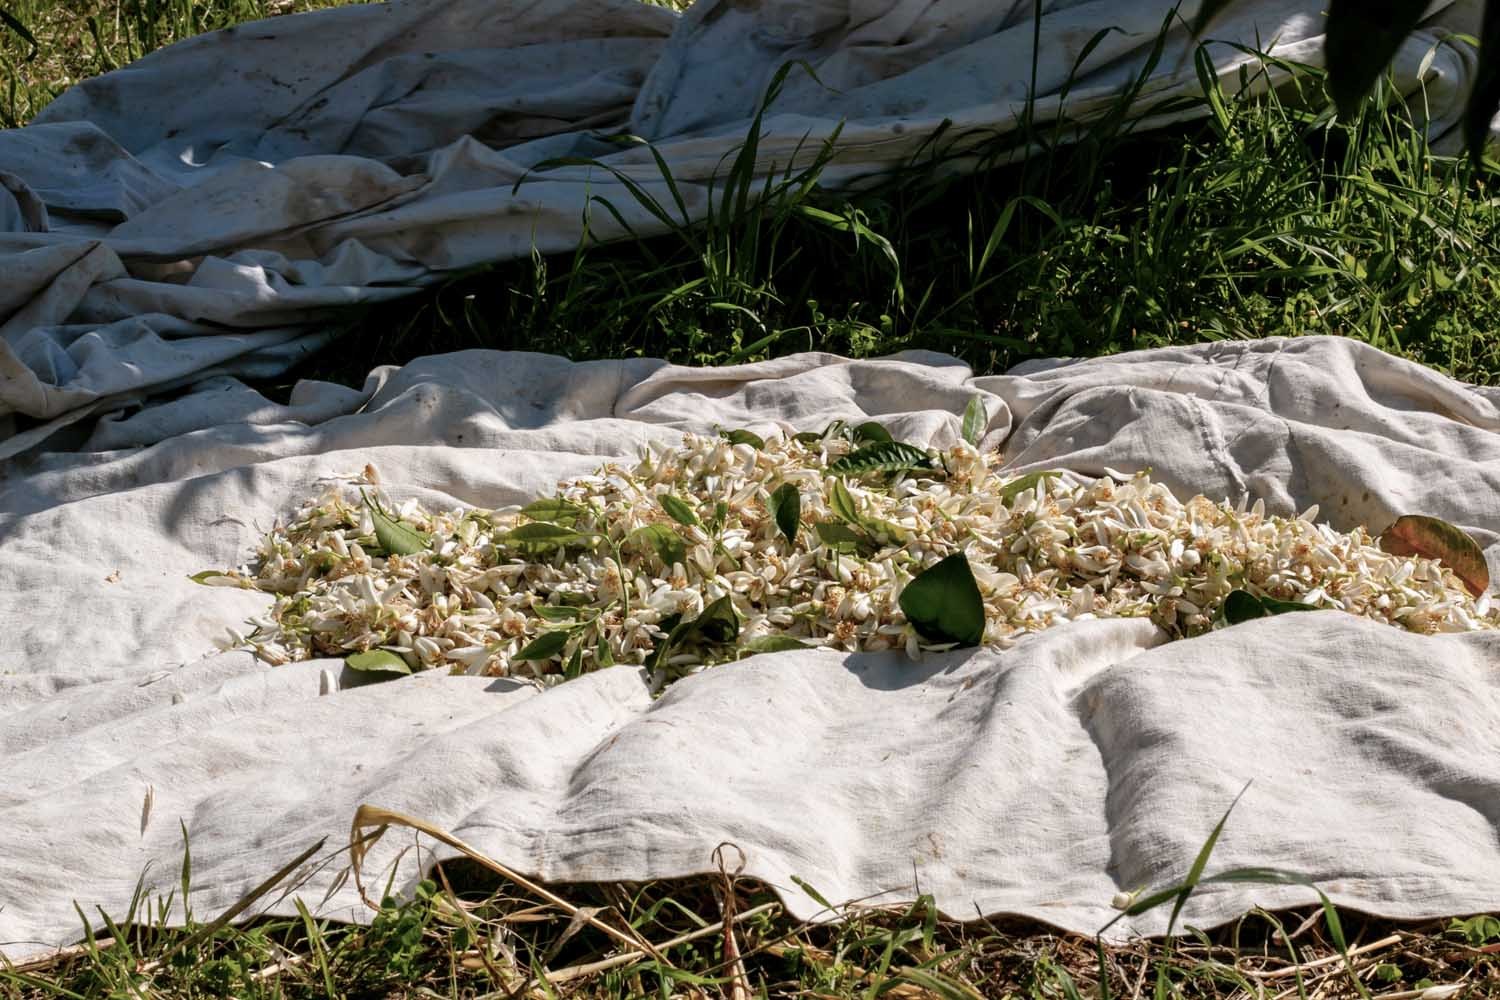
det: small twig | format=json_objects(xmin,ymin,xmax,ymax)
[
  {"xmin": 471, "ymin": 901, "xmax": 780, "ymax": 994},
  {"xmin": 1273, "ymin": 908, "xmax": 1326, "ymax": 945},
  {"xmin": 249, "ymin": 950, "xmax": 304, "ymax": 982},
  {"xmin": 349, "ymin": 805, "xmax": 667, "ymax": 965},
  {"xmin": 1362, "ymin": 985, "xmax": 1464, "ymax": 1000},
  {"xmin": 714, "ymin": 843, "xmax": 752, "ymax": 1000},
  {"xmin": 1267, "ymin": 966, "xmax": 1344, "ymax": 1000},
  {"xmin": 11, "ymin": 937, "xmax": 119, "ymax": 974},
  {"xmin": 1246, "ymin": 933, "xmax": 1404, "ymax": 980}
]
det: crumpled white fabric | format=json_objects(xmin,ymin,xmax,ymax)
[
  {"xmin": 0, "ymin": 0, "xmax": 1489, "ymax": 457},
  {"xmin": 3, "ymin": 335, "xmax": 1500, "ymax": 962}
]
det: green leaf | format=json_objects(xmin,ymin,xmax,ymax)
[
  {"xmin": 961, "ymin": 395, "xmax": 986, "ymax": 446},
  {"xmin": 362, "ymin": 493, "xmax": 429, "ymax": 555},
  {"xmin": 828, "ymin": 477, "xmax": 863, "ymax": 525},
  {"xmin": 1162, "ymin": 782, "xmax": 1251, "ymax": 936},
  {"xmin": 769, "ymin": 482, "xmax": 801, "ymax": 546},
  {"xmin": 795, "ymin": 420, "xmax": 848, "ymax": 445},
  {"xmin": 507, "ymin": 521, "xmax": 594, "ymax": 551},
  {"xmin": 742, "ymin": 634, "xmax": 813, "ymax": 654},
  {"xmin": 628, "ymin": 523, "xmax": 687, "ymax": 568},
  {"xmin": 647, "ymin": 597, "xmax": 741, "ymax": 670},
  {"xmin": 828, "ymin": 441, "xmax": 934, "ymax": 476},
  {"xmin": 1222, "ymin": 590, "xmax": 1319, "ymax": 624},
  {"xmin": 692, "ymin": 595, "xmax": 741, "ymax": 644},
  {"xmin": 899, "ymin": 553, "xmax": 985, "ymax": 647},
  {"xmin": 721, "ymin": 428, "xmax": 766, "ymax": 449},
  {"xmin": 789, "ymin": 875, "xmax": 835, "ymax": 911},
  {"xmin": 822, "ymin": 478, "xmax": 907, "ymax": 545},
  {"xmin": 659, "ymin": 493, "xmax": 700, "ymax": 527},
  {"xmin": 517, "ymin": 629, "xmax": 572, "ymax": 661},
  {"xmin": 861, "ymin": 517, "xmax": 908, "ymax": 545},
  {"xmin": 1323, "ymin": 0, "xmax": 1429, "ymax": 119},
  {"xmin": 533, "ymin": 604, "xmax": 585, "ymax": 622},
  {"xmin": 345, "ymin": 649, "xmax": 412, "ymax": 676},
  {"xmin": 564, "ymin": 644, "xmax": 585, "ymax": 680},
  {"xmin": 1379, "ymin": 514, "xmax": 1490, "ymax": 598},
  {"xmin": 656, "ymin": 612, "xmax": 685, "ymax": 637},
  {"xmin": 815, "ymin": 521, "xmax": 868, "ymax": 555},
  {"xmin": 1450, "ymin": 914, "xmax": 1500, "ymax": 946},
  {"xmin": 852, "ymin": 421, "xmax": 893, "ymax": 444},
  {"xmin": 519, "ymin": 498, "xmax": 584, "ymax": 525},
  {"xmin": 596, "ymin": 633, "xmax": 615, "ymax": 668},
  {"xmin": 998, "ymin": 470, "xmax": 1063, "ymax": 504},
  {"xmin": 513, "ymin": 524, "xmax": 588, "ymax": 539}
]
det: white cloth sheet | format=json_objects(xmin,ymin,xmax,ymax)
[
  {"xmin": 0, "ymin": 0, "xmax": 1490, "ymax": 457},
  {"xmin": 3, "ymin": 336, "xmax": 1500, "ymax": 960}
]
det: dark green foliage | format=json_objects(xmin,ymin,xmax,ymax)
[
  {"xmin": 1200, "ymin": 0, "xmax": 1500, "ymax": 163},
  {"xmin": 249, "ymin": 56, "xmax": 1500, "ymax": 397},
  {"xmin": 898, "ymin": 553, "xmax": 985, "ymax": 647}
]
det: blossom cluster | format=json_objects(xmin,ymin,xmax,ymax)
[{"xmin": 208, "ymin": 432, "xmax": 1497, "ymax": 686}]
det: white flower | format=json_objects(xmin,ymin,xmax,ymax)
[{"xmin": 216, "ymin": 437, "xmax": 1499, "ymax": 687}]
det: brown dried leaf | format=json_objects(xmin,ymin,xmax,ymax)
[{"xmin": 1379, "ymin": 514, "xmax": 1490, "ymax": 598}]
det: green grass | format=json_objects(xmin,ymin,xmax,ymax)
[
  {"xmin": 253, "ymin": 51, "xmax": 1500, "ymax": 396},
  {"xmin": 4, "ymin": 822, "xmax": 1498, "ymax": 999},
  {"xmin": 0, "ymin": 0, "xmax": 364, "ymax": 126},
  {"xmin": 6, "ymin": 2, "xmax": 1500, "ymax": 996},
  {"xmin": 5, "ymin": 0, "xmax": 1500, "ymax": 392}
]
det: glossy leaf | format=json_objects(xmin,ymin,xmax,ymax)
[
  {"xmin": 721, "ymin": 428, "xmax": 766, "ymax": 449},
  {"xmin": 659, "ymin": 493, "xmax": 699, "ymax": 527},
  {"xmin": 628, "ymin": 523, "xmax": 687, "ymax": 568},
  {"xmin": 1379, "ymin": 514, "xmax": 1490, "ymax": 598},
  {"xmin": 345, "ymin": 649, "xmax": 413, "ymax": 676},
  {"xmin": 998, "ymin": 470, "xmax": 1063, "ymax": 504},
  {"xmin": 506, "ymin": 522, "xmax": 590, "ymax": 548},
  {"xmin": 516, "ymin": 629, "xmax": 572, "ymax": 661},
  {"xmin": 829, "ymin": 477, "xmax": 862, "ymax": 526},
  {"xmin": 533, "ymin": 604, "xmax": 585, "ymax": 622},
  {"xmin": 861, "ymin": 516, "xmax": 909, "ymax": 545},
  {"xmin": 691, "ymin": 595, "xmax": 741, "ymax": 643},
  {"xmin": 961, "ymin": 395, "xmax": 986, "ymax": 446},
  {"xmin": 648, "ymin": 596, "xmax": 740, "ymax": 669},
  {"xmin": 828, "ymin": 442, "xmax": 934, "ymax": 476},
  {"xmin": 899, "ymin": 553, "xmax": 985, "ymax": 647},
  {"xmin": 769, "ymin": 482, "xmax": 801, "ymax": 545},
  {"xmin": 814, "ymin": 521, "xmax": 868, "ymax": 555},
  {"xmin": 853, "ymin": 421, "xmax": 893, "ymax": 444},
  {"xmin": 363, "ymin": 493, "xmax": 429, "ymax": 555},
  {"xmin": 1222, "ymin": 589, "xmax": 1319, "ymax": 624},
  {"xmin": 519, "ymin": 498, "xmax": 584, "ymax": 525}
]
